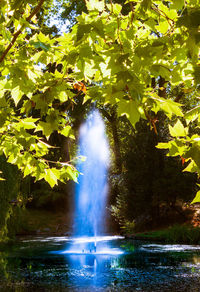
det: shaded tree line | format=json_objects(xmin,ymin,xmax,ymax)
[{"xmin": 109, "ymin": 114, "xmax": 198, "ymax": 232}]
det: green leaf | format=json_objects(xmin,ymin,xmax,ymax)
[
  {"xmin": 37, "ymin": 32, "xmax": 50, "ymax": 43},
  {"xmin": 183, "ymin": 160, "xmax": 197, "ymax": 173},
  {"xmin": 168, "ymin": 141, "xmax": 181, "ymax": 156},
  {"xmin": 0, "ymin": 170, "xmax": 5, "ymax": 181},
  {"xmin": 107, "ymin": 3, "xmax": 122, "ymax": 14},
  {"xmin": 169, "ymin": 120, "xmax": 188, "ymax": 137},
  {"xmin": 167, "ymin": 9, "xmax": 178, "ymax": 20},
  {"xmin": 86, "ymin": 0, "xmax": 104, "ymax": 12},
  {"xmin": 66, "ymin": 166, "xmax": 78, "ymax": 182},
  {"xmin": 11, "ymin": 86, "xmax": 23, "ymax": 106},
  {"xmin": 0, "ymin": 112, "xmax": 7, "ymax": 127},
  {"xmin": 185, "ymin": 144, "xmax": 200, "ymax": 169},
  {"xmin": 118, "ymin": 100, "xmax": 141, "ymax": 127},
  {"xmin": 58, "ymin": 91, "xmax": 68, "ymax": 102},
  {"xmin": 60, "ymin": 125, "xmax": 74, "ymax": 139},
  {"xmin": 32, "ymin": 41, "xmax": 50, "ymax": 51},
  {"xmin": 99, "ymin": 61, "xmax": 111, "ymax": 78},
  {"xmin": 24, "ymin": 164, "xmax": 33, "ymax": 177},
  {"xmin": 35, "ymin": 122, "xmax": 53, "ymax": 139},
  {"xmin": 0, "ymin": 96, "xmax": 7, "ymax": 107},
  {"xmin": 191, "ymin": 190, "xmax": 200, "ymax": 204},
  {"xmin": 151, "ymin": 96, "xmax": 183, "ymax": 119},
  {"xmin": 44, "ymin": 168, "xmax": 58, "ymax": 188},
  {"xmin": 157, "ymin": 140, "xmax": 186, "ymax": 157},
  {"xmin": 21, "ymin": 118, "xmax": 38, "ymax": 129},
  {"xmin": 32, "ymin": 51, "xmax": 43, "ymax": 63},
  {"xmin": 185, "ymin": 106, "xmax": 200, "ymax": 125},
  {"xmin": 171, "ymin": 0, "xmax": 184, "ymax": 10},
  {"xmin": 27, "ymin": 69, "xmax": 37, "ymax": 82},
  {"xmin": 156, "ymin": 19, "xmax": 170, "ymax": 34},
  {"xmin": 76, "ymin": 24, "xmax": 91, "ymax": 42},
  {"xmin": 156, "ymin": 142, "xmax": 170, "ymax": 149}
]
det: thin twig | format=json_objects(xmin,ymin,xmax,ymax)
[
  {"xmin": 117, "ymin": 17, "xmax": 123, "ymax": 51},
  {"xmin": 129, "ymin": 2, "xmax": 134, "ymax": 24},
  {"xmin": 109, "ymin": 0, "xmax": 113, "ymax": 13},
  {"xmin": 151, "ymin": 4, "xmax": 174, "ymax": 29},
  {"xmin": 0, "ymin": 0, "xmax": 45, "ymax": 63},
  {"xmin": 41, "ymin": 158, "xmax": 78, "ymax": 170}
]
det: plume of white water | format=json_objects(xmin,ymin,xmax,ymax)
[{"xmin": 73, "ymin": 110, "xmax": 109, "ymax": 253}]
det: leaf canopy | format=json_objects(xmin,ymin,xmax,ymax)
[{"xmin": 0, "ymin": 0, "xmax": 200, "ymax": 196}]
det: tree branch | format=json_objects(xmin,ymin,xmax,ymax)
[
  {"xmin": 0, "ymin": 0, "xmax": 45, "ymax": 64},
  {"xmin": 129, "ymin": 2, "xmax": 135, "ymax": 24},
  {"xmin": 151, "ymin": 3, "xmax": 174, "ymax": 29}
]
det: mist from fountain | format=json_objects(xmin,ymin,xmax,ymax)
[
  {"xmin": 71, "ymin": 109, "xmax": 110, "ymax": 254},
  {"xmin": 51, "ymin": 109, "xmax": 123, "ymax": 262}
]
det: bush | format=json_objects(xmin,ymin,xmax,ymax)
[
  {"xmin": 137, "ymin": 224, "xmax": 200, "ymax": 244},
  {"xmin": 121, "ymin": 220, "xmax": 135, "ymax": 234}
]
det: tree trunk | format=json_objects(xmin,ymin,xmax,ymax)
[{"xmin": 101, "ymin": 107, "xmax": 122, "ymax": 174}]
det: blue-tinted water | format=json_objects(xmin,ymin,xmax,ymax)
[
  {"xmin": 74, "ymin": 110, "xmax": 109, "ymax": 238},
  {"xmin": 1, "ymin": 236, "xmax": 200, "ymax": 291}
]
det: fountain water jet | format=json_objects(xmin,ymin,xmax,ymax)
[
  {"xmin": 71, "ymin": 109, "xmax": 110, "ymax": 254},
  {"xmin": 59, "ymin": 109, "xmax": 123, "ymax": 256}
]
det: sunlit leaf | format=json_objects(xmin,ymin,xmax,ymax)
[
  {"xmin": 118, "ymin": 100, "xmax": 141, "ymax": 127},
  {"xmin": 44, "ymin": 168, "xmax": 58, "ymax": 188},
  {"xmin": 21, "ymin": 118, "xmax": 38, "ymax": 129},
  {"xmin": 35, "ymin": 122, "xmax": 53, "ymax": 139},
  {"xmin": 156, "ymin": 142, "xmax": 170, "ymax": 149},
  {"xmin": 11, "ymin": 86, "xmax": 23, "ymax": 106},
  {"xmin": 169, "ymin": 120, "xmax": 188, "ymax": 137},
  {"xmin": 66, "ymin": 166, "xmax": 78, "ymax": 182},
  {"xmin": 60, "ymin": 125, "xmax": 75, "ymax": 139},
  {"xmin": 191, "ymin": 190, "xmax": 200, "ymax": 204},
  {"xmin": 86, "ymin": 0, "xmax": 104, "ymax": 11}
]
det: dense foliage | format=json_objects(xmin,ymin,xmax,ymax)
[
  {"xmin": 0, "ymin": 0, "xmax": 200, "ymax": 238},
  {"xmin": 110, "ymin": 116, "xmax": 197, "ymax": 231}
]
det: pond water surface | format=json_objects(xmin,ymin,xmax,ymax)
[{"xmin": 1, "ymin": 236, "xmax": 200, "ymax": 291}]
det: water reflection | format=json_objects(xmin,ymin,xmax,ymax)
[
  {"xmin": 141, "ymin": 244, "xmax": 200, "ymax": 252},
  {"xmin": 49, "ymin": 236, "xmax": 124, "ymax": 287},
  {"xmin": 1, "ymin": 237, "xmax": 200, "ymax": 291},
  {"xmin": 55, "ymin": 236, "xmax": 124, "ymax": 255}
]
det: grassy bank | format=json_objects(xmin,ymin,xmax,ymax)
[
  {"xmin": 129, "ymin": 224, "xmax": 200, "ymax": 244},
  {"xmin": 16, "ymin": 209, "xmax": 71, "ymax": 236}
]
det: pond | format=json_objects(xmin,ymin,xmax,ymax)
[{"xmin": 1, "ymin": 236, "xmax": 200, "ymax": 291}]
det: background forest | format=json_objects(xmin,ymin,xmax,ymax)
[{"xmin": 0, "ymin": 0, "xmax": 200, "ymax": 242}]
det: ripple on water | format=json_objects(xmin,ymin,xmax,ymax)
[{"xmin": 1, "ymin": 237, "xmax": 200, "ymax": 291}]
